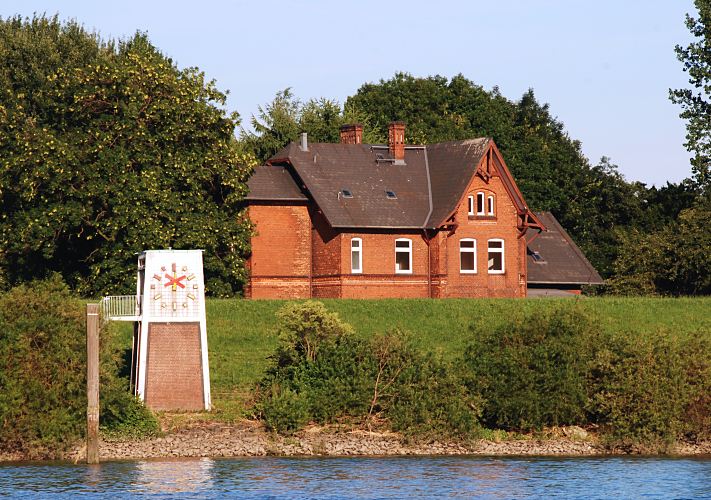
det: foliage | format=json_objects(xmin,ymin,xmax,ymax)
[
  {"xmin": 610, "ymin": 198, "xmax": 711, "ymax": 295},
  {"xmin": 463, "ymin": 305, "xmax": 601, "ymax": 431},
  {"xmin": 670, "ymin": 0, "xmax": 711, "ymax": 191},
  {"xmin": 0, "ymin": 276, "xmax": 157, "ymax": 458},
  {"xmin": 240, "ymin": 88, "xmax": 384, "ymax": 162},
  {"xmin": 0, "ymin": 15, "xmax": 254, "ymax": 296},
  {"xmin": 591, "ymin": 328, "xmax": 711, "ymax": 449},
  {"xmin": 256, "ymin": 301, "xmax": 479, "ymax": 438},
  {"xmin": 273, "ymin": 300, "xmax": 354, "ymax": 364}
]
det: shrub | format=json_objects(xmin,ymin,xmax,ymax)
[
  {"xmin": 0, "ymin": 277, "xmax": 87, "ymax": 457},
  {"xmin": 463, "ymin": 305, "xmax": 601, "ymax": 431},
  {"xmin": 0, "ymin": 277, "xmax": 158, "ymax": 457},
  {"xmin": 257, "ymin": 302, "xmax": 480, "ymax": 439},
  {"xmin": 592, "ymin": 328, "xmax": 711, "ymax": 449}
]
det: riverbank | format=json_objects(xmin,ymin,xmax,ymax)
[
  {"xmin": 65, "ymin": 420, "xmax": 711, "ymax": 461},
  {"xmin": 2, "ymin": 419, "xmax": 710, "ymax": 462}
]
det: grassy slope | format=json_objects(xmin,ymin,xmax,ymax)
[{"xmin": 115, "ymin": 297, "xmax": 711, "ymax": 410}]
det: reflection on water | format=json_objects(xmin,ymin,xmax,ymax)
[
  {"xmin": 133, "ymin": 458, "xmax": 214, "ymax": 494},
  {"xmin": 1, "ymin": 455, "xmax": 710, "ymax": 498}
]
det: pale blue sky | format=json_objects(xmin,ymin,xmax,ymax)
[{"xmin": 1, "ymin": 0, "xmax": 698, "ymax": 186}]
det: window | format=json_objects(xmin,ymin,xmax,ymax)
[
  {"xmin": 459, "ymin": 238, "xmax": 477, "ymax": 273},
  {"xmin": 395, "ymin": 238, "xmax": 412, "ymax": 274},
  {"xmin": 476, "ymin": 192, "xmax": 485, "ymax": 215},
  {"xmin": 487, "ymin": 195, "xmax": 495, "ymax": 216},
  {"xmin": 467, "ymin": 195, "xmax": 474, "ymax": 216},
  {"xmin": 530, "ymin": 250, "xmax": 544, "ymax": 263},
  {"xmin": 488, "ymin": 239, "xmax": 505, "ymax": 274},
  {"xmin": 385, "ymin": 190, "xmax": 397, "ymax": 200},
  {"xmin": 351, "ymin": 238, "xmax": 362, "ymax": 273},
  {"xmin": 341, "ymin": 189, "xmax": 353, "ymax": 198}
]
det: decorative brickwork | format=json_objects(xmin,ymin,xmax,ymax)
[{"xmin": 145, "ymin": 322, "xmax": 204, "ymax": 411}]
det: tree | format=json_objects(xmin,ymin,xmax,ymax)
[
  {"xmin": 670, "ymin": 0, "xmax": 711, "ymax": 191},
  {"xmin": 0, "ymin": 16, "xmax": 254, "ymax": 296},
  {"xmin": 610, "ymin": 198, "xmax": 711, "ymax": 295},
  {"xmin": 240, "ymin": 89, "xmax": 384, "ymax": 162}
]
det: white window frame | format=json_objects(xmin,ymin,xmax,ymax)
[
  {"xmin": 395, "ymin": 238, "xmax": 413, "ymax": 274},
  {"xmin": 476, "ymin": 192, "xmax": 486, "ymax": 216},
  {"xmin": 459, "ymin": 238, "xmax": 477, "ymax": 274},
  {"xmin": 351, "ymin": 238, "xmax": 362, "ymax": 274},
  {"xmin": 487, "ymin": 195, "xmax": 495, "ymax": 216},
  {"xmin": 487, "ymin": 238, "xmax": 505, "ymax": 274},
  {"xmin": 467, "ymin": 195, "xmax": 474, "ymax": 216}
]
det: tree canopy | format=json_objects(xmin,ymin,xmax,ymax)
[
  {"xmin": 670, "ymin": 0, "xmax": 711, "ymax": 191},
  {"xmin": 0, "ymin": 16, "xmax": 254, "ymax": 296}
]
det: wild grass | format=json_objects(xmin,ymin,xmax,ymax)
[{"xmin": 114, "ymin": 297, "xmax": 711, "ymax": 415}]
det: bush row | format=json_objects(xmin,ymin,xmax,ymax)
[
  {"xmin": 256, "ymin": 301, "xmax": 711, "ymax": 449},
  {"xmin": 0, "ymin": 277, "xmax": 158, "ymax": 458}
]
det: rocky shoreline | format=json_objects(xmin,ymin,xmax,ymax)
[
  {"xmin": 2, "ymin": 420, "xmax": 709, "ymax": 462},
  {"xmin": 68, "ymin": 420, "xmax": 709, "ymax": 462}
]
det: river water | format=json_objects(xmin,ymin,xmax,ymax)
[{"xmin": 1, "ymin": 456, "xmax": 709, "ymax": 498}]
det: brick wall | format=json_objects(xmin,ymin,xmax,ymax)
[
  {"xmin": 338, "ymin": 230, "xmax": 430, "ymax": 298},
  {"xmin": 145, "ymin": 322, "xmax": 204, "ymax": 411},
  {"xmin": 437, "ymin": 163, "xmax": 526, "ymax": 298},
  {"xmin": 312, "ymin": 209, "xmax": 343, "ymax": 298},
  {"xmin": 248, "ymin": 202, "xmax": 311, "ymax": 299}
]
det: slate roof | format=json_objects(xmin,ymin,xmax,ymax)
[
  {"xmin": 248, "ymin": 137, "xmax": 533, "ymax": 230},
  {"xmin": 246, "ymin": 164, "xmax": 308, "ymax": 201},
  {"xmin": 526, "ymin": 212, "xmax": 604, "ymax": 285}
]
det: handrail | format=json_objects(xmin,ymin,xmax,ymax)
[{"xmin": 101, "ymin": 295, "xmax": 142, "ymax": 321}]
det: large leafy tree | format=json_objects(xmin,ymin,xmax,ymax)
[
  {"xmin": 670, "ymin": 0, "xmax": 711, "ymax": 191},
  {"xmin": 0, "ymin": 16, "xmax": 254, "ymax": 296},
  {"xmin": 240, "ymin": 88, "xmax": 383, "ymax": 162},
  {"xmin": 610, "ymin": 199, "xmax": 711, "ymax": 295}
]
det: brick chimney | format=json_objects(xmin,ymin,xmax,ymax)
[
  {"xmin": 388, "ymin": 121, "xmax": 405, "ymax": 161},
  {"xmin": 339, "ymin": 124, "xmax": 363, "ymax": 144}
]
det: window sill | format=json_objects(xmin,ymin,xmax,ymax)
[
  {"xmin": 460, "ymin": 271, "xmax": 478, "ymax": 274},
  {"xmin": 488, "ymin": 270, "xmax": 505, "ymax": 275},
  {"xmin": 469, "ymin": 215, "xmax": 496, "ymax": 221}
]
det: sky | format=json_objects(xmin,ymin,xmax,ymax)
[{"xmin": 1, "ymin": 0, "xmax": 699, "ymax": 187}]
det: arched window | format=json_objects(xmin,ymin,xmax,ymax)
[
  {"xmin": 487, "ymin": 239, "xmax": 505, "ymax": 274},
  {"xmin": 476, "ymin": 192, "xmax": 485, "ymax": 216},
  {"xmin": 459, "ymin": 238, "xmax": 477, "ymax": 273},
  {"xmin": 395, "ymin": 238, "xmax": 412, "ymax": 274},
  {"xmin": 351, "ymin": 238, "xmax": 362, "ymax": 273}
]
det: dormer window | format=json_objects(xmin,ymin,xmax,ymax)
[
  {"xmin": 476, "ymin": 192, "xmax": 485, "ymax": 216},
  {"xmin": 385, "ymin": 190, "xmax": 397, "ymax": 200},
  {"xmin": 341, "ymin": 189, "xmax": 353, "ymax": 198}
]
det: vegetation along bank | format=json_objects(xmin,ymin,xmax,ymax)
[{"xmin": 1, "ymin": 279, "xmax": 709, "ymax": 460}]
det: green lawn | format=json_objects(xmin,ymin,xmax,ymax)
[{"xmin": 114, "ymin": 297, "xmax": 711, "ymax": 412}]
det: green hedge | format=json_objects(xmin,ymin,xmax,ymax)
[
  {"xmin": 255, "ymin": 301, "xmax": 479, "ymax": 439},
  {"xmin": 256, "ymin": 301, "xmax": 710, "ymax": 450},
  {"xmin": 0, "ymin": 277, "xmax": 157, "ymax": 458}
]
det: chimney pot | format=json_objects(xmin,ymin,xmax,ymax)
[
  {"xmin": 339, "ymin": 124, "xmax": 363, "ymax": 145},
  {"xmin": 388, "ymin": 121, "xmax": 406, "ymax": 161}
]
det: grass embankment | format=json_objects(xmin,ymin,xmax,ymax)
[{"xmin": 115, "ymin": 297, "xmax": 711, "ymax": 414}]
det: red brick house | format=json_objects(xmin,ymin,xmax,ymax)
[{"xmin": 245, "ymin": 122, "xmax": 548, "ymax": 299}]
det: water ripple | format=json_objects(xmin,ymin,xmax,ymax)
[{"xmin": 1, "ymin": 456, "xmax": 709, "ymax": 498}]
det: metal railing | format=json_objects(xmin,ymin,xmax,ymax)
[{"xmin": 101, "ymin": 295, "xmax": 142, "ymax": 321}]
